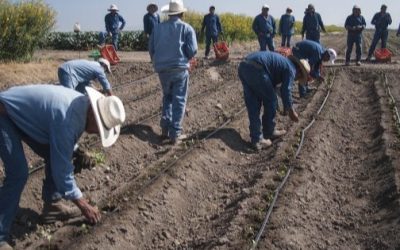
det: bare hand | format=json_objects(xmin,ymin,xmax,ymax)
[
  {"xmin": 288, "ymin": 108, "xmax": 299, "ymax": 122},
  {"xmin": 73, "ymin": 198, "xmax": 101, "ymax": 224},
  {"xmin": 189, "ymin": 58, "xmax": 197, "ymax": 72}
]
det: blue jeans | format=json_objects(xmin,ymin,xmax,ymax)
[
  {"xmin": 306, "ymin": 32, "xmax": 320, "ymax": 44},
  {"xmin": 258, "ymin": 35, "xmax": 275, "ymax": 51},
  {"xmin": 367, "ymin": 30, "xmax": 389, "ymax": 57},
  {"xmin": 158, "ymin": 69, "xmax": 189, "ymax": 139},
  {"xmin": 99, "ymin": 31, "xmax": 119, "ymax": 50},
  {"xmin": 281, "ymin": 35, "xmax": 292, "ymax": 47},
  {"xmin": 205, "ymin": 35, "xmax": 218, "ymax": 57},
  {"xmin": 346, "ymin": 34, "xmax": 362, "ymax": 62},
  {"xmin": 0, "ymin": 115, "xmax": 61, "ymax": 242},
  {"xmin": 238, "ymin": 62, "xmax": 277, "ymax": 143}
]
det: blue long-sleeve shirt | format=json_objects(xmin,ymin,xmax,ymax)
[
  {"xmin": 292, "ymin": 40, "xmax": 324, "ymax": 78},
  {"xmin": 59, "ymin": 60, "xmax": 111, "ymax": 91},
  {"xmin": 143, "ymin": 13, "xmax": 160, "ymax": 36},
  {"xmin": 279, "ymin": 14, "xmax": 295, "ymax": 36},
  {"xmin": 105, "ymin": 12, "xmax": 126, "ymax": 33},
  {"xmin": 149, "ymin": 16, "xmax": 198, "ymax": 73},
  {"xmin": 252, "ymin": 14, "xmax": 276, "ymax": 37},
  {"xmin": 371, "ymin": 12, "xmax": 392, "ymax": 31},
  {"xmin": 245, "ymin": 51, "xmax": 296, "ymax": 109},
  {"xmin": 0, "ymin": 85, "xmax": 88, "ymax": 200},
  {"xmin": 302, "ymin": 12, "xmax": 325, "ymax": 36},
  {"xmin": 344, "ymin": 14, "xmax": 366, "ymax": 35},
  {"xmin": 201, "ymin": 13, "xmax": 222, "ymax": 37}
]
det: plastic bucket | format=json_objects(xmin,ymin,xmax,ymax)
[
  {"xmin": 374, "ymin": 48, "xmax": 392, "ymax": 63},
  {"xmin": 213, "ymin": 41, "xmax": 229, "ymax": 61},
  {"xmin": 275, "ymin": 47, "xmax": 293, "ymax": 58},
  {"xmin": 100, "ymin": 45, "xmax": 121, "ymax": 65}
]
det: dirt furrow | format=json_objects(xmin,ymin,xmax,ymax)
[{"xmin": 260, "ymin": 69, "xmax": 400, "ymax": 249}]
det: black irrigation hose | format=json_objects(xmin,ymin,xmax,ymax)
[
  {"xmin": 251, "ymin": 70, "xmax": 338, "ymax": 250},
  {"xmin": 383, "ymin": 74, "xmax": 400, "ymax": 128}
]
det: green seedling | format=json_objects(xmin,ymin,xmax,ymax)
[{"xmin": 92, "ymin": 151, "xmax": 106, "ymax": 165}]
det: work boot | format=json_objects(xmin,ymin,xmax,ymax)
[
  {"xmin": 345, "ymin": 61, "xmax": 350, "ymax": 66},
  {"xmin": 41, "ymin": 200, "xmax": 81, "ymax": 224},
  {"xmin": 356, "ymin": 61, "xmax": 361, "ymax": 66},
  {"xmin": 272, "ymin": 129, "xmax": 287, "ymax": 139},
  {"xmin": 365, "ymin": 56, "xmax": 371, "ymax": 62},
  {"xmin": 170, "ymin": 134, "xmax": 188, "ymax": 145},
  {"xmin": 204, "ymin": 55, "xmax": 209, "ymax": 60},
  {"xmin": 160, "ymin": 128, "xmax": 169, "ymax": 140},
  {"xmin": 0, "ymin": 242, "xmax": 12, "ymax": 250},
  {"xmin": 251, "ymin": 138, "xmax": 272, "ymax": 151}
]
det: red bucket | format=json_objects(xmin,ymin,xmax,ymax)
[
  {"xmin": 374, "ymin": 48, "xmax": 392, "ymax": 63},
  {"xmin": 275, "ymin": 47, "xmax": 293, "ymax": 58},
  {"xmin": 213, "ymin": 41, "xmax": 229, "ymax": 61},
  {"xmin": 100, "ymin": 45, "xmax": 121, "ymax": 65}
]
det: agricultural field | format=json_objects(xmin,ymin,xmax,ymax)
[{"xmin": 0, "ymin": 31, "xmax": 400, "ymax": 249}]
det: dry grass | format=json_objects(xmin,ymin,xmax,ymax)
[{"xmin": 0, "ymin": 60, "xmax": 59, "ymax": 90}]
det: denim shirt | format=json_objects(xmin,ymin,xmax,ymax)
[
  {"xmin": 279, "ymin": 14, "xmax": 295, "ymax": 36},
  {"xmin": 105, "ymin": 12, "xmax": 126, "ymax": 33},
  {"xmin": 302, "ymin": 12, "xmax": 325, "ymax": 35},
  {"xmin": 345, "ymin": 15, "xmax": 366, "ymax": 35},
  {"xmin": 371, "ymin": 12, "xmax": 392, "ymax": 31},
  {"xmin": 252, "ymin": 14, "xmax": 276, "ymax": 37},
  {"xmin": 245, "ymin": 51, "xmax": 295, "ymax": 109},
  {"xmin": 0, "ymin": 85, "xmax": 88, "ymax": 200},
  {"xmin": 143, "ymin": 13, "xmax": 160, "ymax": 35},
  {"xmin": 292, "ymin": 40, "xmax": 324, "ymax": 78},
  {"xmin": 201, "ymin": 13, "xmax": 222, "ymax": 37},
  {"xmin": 59, "ymin": 60, "xmax": 111, "ymax": 91},
  {"xmin": 149, "ymin": 17, "xmax": 198, "ymax": 73}
]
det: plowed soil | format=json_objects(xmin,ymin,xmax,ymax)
[{"xmin": 1, "ymin": 32, "xmax": 400, "ymax": 250}]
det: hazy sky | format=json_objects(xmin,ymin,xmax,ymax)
[{"xmin": 42, "ymin": 0, "xmax": 400, "ymax": 32}]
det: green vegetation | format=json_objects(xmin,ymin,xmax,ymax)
[{"xmin": 0, "ymin": 0, "xmax": 55, "ymax": 61}]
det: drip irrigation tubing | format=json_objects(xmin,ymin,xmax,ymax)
[
  {"xmin": 383, "ymin": 74, "xmax": 400, "ymax": 131},
  {"xmin": 251, "ymin": 70, "xmax": 338, "ymax": 250}
]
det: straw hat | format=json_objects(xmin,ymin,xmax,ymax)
[
  {"xmin": 98, "ymin": 58, "xmax": 111, "ymax": 73},
  {"xmin": 288, "ymin": 55, "xmax": 311, "ymax": 84},
  {"xmin": 86, "ymin": 87, "xmax": 126, "ymax": 147},
  {"xmin": 161, "ymin": 0, "xmax": 187, "ymax": 15},
  {"xmin": 108, "ymin": 4, "xmax": 119, "ymax": 11},
  {"xmin": 262, "ymin": 4, "xmax": 270, "ymax": 10},
  {"xmin": 327, "ymin": 48, "xmax": 337, "ymax": 64}
]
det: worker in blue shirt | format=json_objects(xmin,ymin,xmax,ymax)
[
  {"xmin": 397, "ymin": 23, "xmax": 400, "ymax": 37},
  {"xmin": 279, "ymin": 7, "xmax": 295, "ymax": 47},
  {"xmin": 149, "ymin": 0, "xmax": 197, "ymax": 145},
  {"xmin": 58, "ymin": 59, "xmax": 113, "ymax": 96},
  {"xmin": 301, "ymin": 4, "xmax": 325, "ymax": 43},
  {"xmin": 344, "ymin": 5, "xmax": 366, "ymax": 66},
  {"xmin": 0, "ymin": 85, "xmax": 125, "ymax": 249},
  {"xmin": 252, "ymin": 5, "xmax": 276, "ymax": 51},
  {"xmin": 98, "ymin": 4, "xmax": 126, "ymax": 50},
  {"xmin": 201, "ymin": 6, "xmax": 223, "ymax": 59},
  {"xmin": 292, "ymin": 40, "xmax": 336, "ymax": 97},
  {"xmin": 366, "ymin": 4, "xmax": 392, "ymax": 61},
  {"xmin": 143, "ymin": 3, "xmax": 160, "ymax": 38},
  {"xmin": 238, "ymin": 52, "xmax": 310, "ymax": 150}
]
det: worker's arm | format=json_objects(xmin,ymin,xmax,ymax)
[
  {"xmin": 301, "ymin": 16, "xmax": 306, "ymax": 38},
  {"xmin": 183, "ymin": 26, "xmax": 198, "ymax": 60},
  {"xmin": 216, "ymin": 15, "xmax": 223, "ymax": 34},
  {"xmin": 201, "ymin": 15, "xmax": 206, "ymax": 34},
  {"xmin": 252, "ymin": 16, "xmax": 259, "ymax": 35},
  {"xmin": 143, "ymin": 14, "xmax": 150, "ymax": 35},
  {"xmin": 105, "ymin": 15, "xmax": 111, "ymax": 33},
  {"xmin": 96, "ymin": 69, "xmax": 112, "ymax": 92},
  {"xmin": 318, "ymin": 13, "xmax": 326, "ymax": 32},
  {"xmin": 118, "ymin": 14, "xmax": 126, "ymax": 31},
  {"xmin": 271, "ymin": 17, "xmax": 276, "ymax": 37}
]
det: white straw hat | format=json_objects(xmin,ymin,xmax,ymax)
[
  {"xmin": 327, "ymin": 48, "xmax": 337, "ymax": 64},
  {"xmin": 98, "ymin": 58, "xmax": 111, "ymax": 73},
  {"xmin": 108, "ymin": 4, "xmax": 119, "ymax": 11},
  {"xmin": 86, "ymin": 87, "xmax": 126, "ymax": 147},
  {"xmin": 262, "ymin": 4, "xmax": 270, "ymax": 9},
  {"xmin": 161, "ymin": 0, "xmax": 187, "ymax": 15},
  {"xmin": 288, "ymin": 55, "xmax": 311, "ymax": 84}
]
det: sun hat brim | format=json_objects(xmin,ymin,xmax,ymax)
[
  {"xmin": 161, "ymin": 4, "xmax": 187, "ymax": 15},
  {"xmin": 86, "ymin": 87, "xmax": 120, "ymax": 147},
  {"xmin": 288, "ymin": 55, "xmax": 309, "ymax": 84}
]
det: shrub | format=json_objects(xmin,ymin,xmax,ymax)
[{"xmin": 0, "ymin": 0, "xmax": 56, "ymax": 61}]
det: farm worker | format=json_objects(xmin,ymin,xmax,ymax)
[
  {"xmin": 344, "ymin": 5, "xmax": 366, "ymax": 66},
  {"xmin": 149, "ymin": 0, "xmax": 198, "ymax": 144},
  {"xmin": 397, "ymin": 23, "xmax": 400, "ymax": 37},
  {"xmin": 201, "ymin": 6, "xmax": 223, "ymax": 59},
  {"xmin": 143, "ymin": 3, "xmax": 160, "ymax": 38},
  {"xmin": 252, "ymin": 4, "xmax": 276, "ymax": 52},
  {"xmin": 292, "ymin": 40, "xmax": 336, "ymax": 98},
  {"xmin": 366, "ymin": 4, "xmax": 392, "ymax": 61},
  {"xmin": 98, "ymin": 4, "xmax": 126, "ymax": 50},
  {"xmin": 238, "ymin": 52, "xmax": 310, "ymax": 150},
  {"xmin": 0, "ymin": 85, "xmax": 125, "ymax": 249},
  {"xmin": 279, "ymin": 7, "xmax": 295, "ymax": 47},
  {"xmin": 58, "ymin": 59, "xmax": 113, "ymax": 96},
  {"xmin": 301, "ymin": 4, "xmax": 325, "ymax": 43}
]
